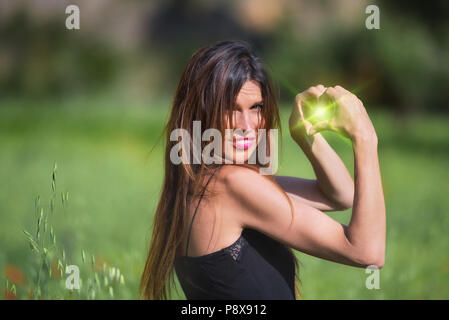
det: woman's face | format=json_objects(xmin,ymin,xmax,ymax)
[{"xmin": 223, "ymin": 80, "xmax": 265, "ymax": 164}]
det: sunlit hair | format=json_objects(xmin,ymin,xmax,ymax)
[{"xmin": 140, "ymin": 40, "xmax": 301, "ymax": 299}]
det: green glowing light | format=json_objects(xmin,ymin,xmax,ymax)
[
  {"xmin": 314, "ymin": 107, "xmax": 326, "ymax": 117},
  {"xmin": 303, "ymin": 101, "xmax": 335, "ymax": 125}
]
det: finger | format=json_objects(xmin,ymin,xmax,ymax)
[
  {"xmin": 320, "ymin": 87, "xmax": 345, "ymax": 109},
  {"xmin": 308, "ymin": 120, "xmax": 329, "ymax": 135},
  {"xmin": 295, "ymin": 89, "xmax": 319, "ymax": 118},
  {"xmin": 297, "ymin": 84, "xmax": 326, "ymax": 101},
  {"xmin": 333, "ymin": 85, "xmax": 355, "ymax": 101},
  {"xmin": 334, "ymin": 85, "xmax": 351, "ymax": 95},
  {"xmin": 334, "ymin": 85, "xmax": 345, "ymax": 91},
  {"xmin": 302, "ymin": 119, "xmax": 313, "ymax": 131},
  {"xmin": 324, "ymin": 87, "xmax": 341, "ymax": 99},
  {"xmin": 318, "ymin": 89, "xmax": 336, "ymax": 108},
  {"xmin": 305, "ymin": 85, "xmax": 324, "ymax": 98},
  {"xmin": 315, "ymin": 84, "xmax": 326, "ymax": 95},
  {"xmin": 328, "ymin": 118, "xmax": 338, "ymax": 131},
  {"xmin": 301, "ymin": 90, "xmax": 320, "ymax": 111},
  {"xmin": 308, "ymin": 87, "xmax": 322, "ymax": 97},
  {"xmin": 294, "ymin": 92, "xmax": 306, "ymax": 105},
  {"xmin": 293, "ymin": 96, "xmax": 306, "ymax": 120},
  {"xmin": 295, "ymin": 91, "xmax": 316, "ymax": 108}
]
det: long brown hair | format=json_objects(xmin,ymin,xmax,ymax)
[{"xmin": 140, "ymin": 40, "xmax": 301, "ymax": 299}]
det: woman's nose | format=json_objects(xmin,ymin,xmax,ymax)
[{"xmin": 234, "ymin": 110, "xmax": 257, "ymax": 130}]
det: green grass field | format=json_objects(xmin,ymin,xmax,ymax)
[{"xmin": 1, "ymin": 97, "xmax": 448, "ymax": 299}]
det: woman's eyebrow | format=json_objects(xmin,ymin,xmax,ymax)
[
  {"xmin": 233, "ymin": 100, "xmax": 264, "ymax": 109},
  {"xmin": 235, "ymin": 100, "xmax": 263, "ymax": 106}
]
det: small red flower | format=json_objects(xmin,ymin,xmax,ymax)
[{"xmin": 4, "ymin": 264, "xmax": 26, "ymax": 286}]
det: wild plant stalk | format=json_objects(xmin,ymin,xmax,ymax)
[
  {"xmin": 22, "ymin": 163, "xmax": 59, "ymax": 298},
  {"xmin": 21, "ymin": 162, "xmax": 125, "ymax": 299},
  {"xmin": 4, "ymin": 279, "xmax": 17, "ymax": 298}
]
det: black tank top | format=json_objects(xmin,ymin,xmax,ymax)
[{"xmin": 174, "ymin": 167, "xmax": 296, "ymax": 300}]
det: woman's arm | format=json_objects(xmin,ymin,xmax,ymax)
[
  {"xmin": 347, "ymin": 134, "xmax": 385, "ymax": 265},
  {"xmin": 279, "ymin": 85, "xmax": 354, "ymax": 212},
  {"xmin": 275, "ymin": 132, "xmax": 354, "ymax": 211},
  {"xmin": 224, "ymin": 134, "xmax": 384, "ymax": 268},
  {"xmin": 223, "ymin": 86, "xmax": 385, "ymax": 268}
]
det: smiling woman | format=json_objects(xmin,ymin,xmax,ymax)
[
  {"xmin": 168, "ymin": 78, "xmax": 275, "ymax": 166},
  {"xmin": 140, "ymin": 40, "xmax": 385, "ymax": 300},
  {"xmin": 221, "ymin": 80, "xmax": 266, "ymax": 167},
  {"xmin": 140, "ymin": 40, "xmax": 300, "ymax": 300}
]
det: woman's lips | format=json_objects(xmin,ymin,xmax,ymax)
[{"xmin": 232, "ymin": 137, "xmax": 255, "ymax": 150}]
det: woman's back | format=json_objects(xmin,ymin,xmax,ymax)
[{"xmin": 174, "ymin": 166, "xmax": 297, "ymax": 300}]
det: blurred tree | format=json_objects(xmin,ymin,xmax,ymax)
[
  {"xmin": 0, "ymin": 10, "xmax": 120, "ymax": 99},
  {"xmin": 0, "ymin": 0, "xmax": 447, "ymax": 114},
  {"xmin": 143, "ymin": 0, "xmax": 274, "ymax": 95}
]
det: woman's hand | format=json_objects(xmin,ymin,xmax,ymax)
[
  {"xmin": 289, "ymin": 84, "xmax": 327, "ymax": 148},
  {"xmin": 308, "ymin": 86, "xmax": 377, "ymax": 143}
]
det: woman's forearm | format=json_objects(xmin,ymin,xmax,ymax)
[
  {"xmin": 298, "ymin": 133, "xmax": 355, "ymax": 209},
  {"xmin": 346, "ymin": 135, "xmax": 386, "ymax": 266}
]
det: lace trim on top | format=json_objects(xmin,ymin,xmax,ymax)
[{"xmin": 223, "ymin": 235, "xmax": 248, "ymax": 262}]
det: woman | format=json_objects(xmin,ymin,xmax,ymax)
[{"xmin": 140, "ymin": 40, "xmax": 385, "ymax": 300}]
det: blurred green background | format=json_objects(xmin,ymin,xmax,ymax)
[{"xmin": 1, "ymin": 0, "xmax": 448, "ymax": 299}]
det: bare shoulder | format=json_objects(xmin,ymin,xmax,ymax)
[
  {"xmin": 216, "ymin": 165, "xmax": 274, "ymax": 196},
  {"xmin": 217, "ymin": 165, "xmax": 288, "ymax": 220},
  {"xmin": 218, "ymin": 164, "xmax": 267, "ymax": 186}
]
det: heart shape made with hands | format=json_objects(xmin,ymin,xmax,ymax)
[
  {"xmin": 297, "ymin": 87, "xmax": 352, "ymax": 140},
  {"xmin": 291, "ymin": 85, "xmax": 356, "ymax": 142},
  {"xmin": 301, "ymin": 92, "xmax": 336, "ymax": 128}
]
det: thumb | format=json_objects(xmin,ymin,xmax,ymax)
[
  {"xmin": 307, "ymin": 120, "xmax": 329, "ymax": 135},
  {"xmin": 302, "ymin": 119, "xmax": 313, "ymax": 131}
]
